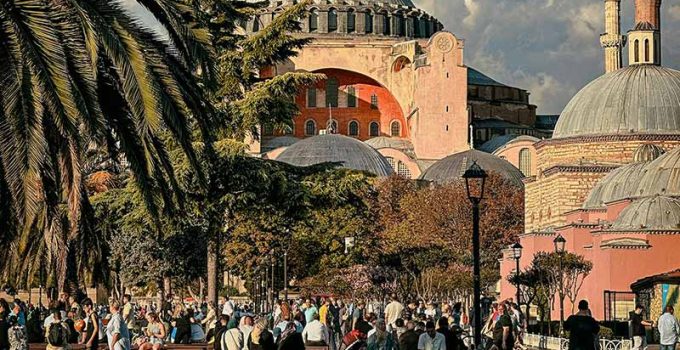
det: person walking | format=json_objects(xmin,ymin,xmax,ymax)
[
  {"xmin": 564, "ymin": 300, "xmax": 599, "ymax": 350},
  {"xmin": 399, "ymin": 321, "xmax": 420, "ymax": 350},
  {"xmin": 417, "ymin": 321, "xmax": 445, "ymax": 350},
  {"xmin": 302, "ymin": 312, "xmax": 329, "ymax": 346},
  {"xmin": 492, "ymin": 303, "xmax": 514, "ymax": 350},
  {"xmin": 0, "ymin": 300, "xmax": 11, "ymax": 350},
  {"xmin": 80, "ymin": 298, "xmax": 99, "ymax": 350},
  {"xmin": 106, "ymin": 301, "xmax": 131, "ymax": 350},
  {"xmin": 385, "ymin": 295, "xmax": 405, "ymax": 332},
  {"xmin": 630, "ymin": 305, "xmax": 653, "ymax": 350},
  {"xmin": 657, "ymin": 306, "xmax": 679, "ymax": 350}
]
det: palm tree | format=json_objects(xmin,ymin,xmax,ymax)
[{"xmin": 0, "ymin": 0, "xmax": 214, "ymax": 292}]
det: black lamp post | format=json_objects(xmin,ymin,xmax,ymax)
[
  {"xmin": 511, "ymin": 242, "xmax": 523, "ymax": 306},
  {"xmin": 463, "ymin": 161, "xmax": 487, "ymax": 349},
  {"xmin": 554, "ymin": 234, "xmax": 567, "ymax": 335},
  {"xmin": 270, "ymin": 251, "xmax": 275, "ymax": 313}
]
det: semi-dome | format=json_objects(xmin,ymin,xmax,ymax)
[
  {"xmin": 553, "ymin": 65, "xmax": 680, "ymax": 139},
  {"xmin": 610, "ymin": 195, "xmax": 680, "ymax": 231},
  {"xmin": 364, "ymin": 137, "xmax": 413, "ymax": 151},
  {"xmin": 479, "ymin": 135, "xmax": 539, "ymax": 154},
  {"xmin": 419, "ymin": 149, "xmax": 524, "ymax": 187},
  {"xmin": 635, "ymin": 146, "xmax": 680, "ymax": 197},
  {"xmin": 276, "ymin": 134, "xmax": 394, "ymax": 176},
  {"xmin": 583, "ymin": 143, "xmax": 665, "ymax": 208}
]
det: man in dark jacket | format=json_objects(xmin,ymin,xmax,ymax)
[
  {"xmin": 399, "ymin": 321, "xmax": 420, "ymax": 350},
  {"xmin": 437, "ymin": 317, "xmax": 458, "ymax": 350}
]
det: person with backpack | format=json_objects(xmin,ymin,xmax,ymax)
[
  {"xmin": 8, "ymin": 314, "xmax": 27, "ymax": 350},
  {"xmin": 80, "ymin": 299, "xmax": 99, "ymax": 350},
  {"xmin": 45, "ymin": 309, "xmax": 71, "ymax": 350}
]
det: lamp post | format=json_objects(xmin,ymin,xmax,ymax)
[
  {"xmin": 511, "ymin": 242, "xmax": 523, "ymax": 307},
  {"xmin": 463, "ymin": 161, "xmax": 487, "ymax": 349},
  {"xmin": 270, "ymin": 251, "xmax": 275, "ymax": 313},
  {"xmin": 554, "ymin": 234, "xmax": 567, "ymax": 336},
  {"xmin": 283, "ymin": 250, "xmax": 288, "ymax": 302}
]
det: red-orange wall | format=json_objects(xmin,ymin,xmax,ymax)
[{"xmin": 293, "ymin": 68, "xmax": 407, "ymax": 140}]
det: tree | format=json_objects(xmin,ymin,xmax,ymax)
[{"xmin": 0, "ymin": 0, "xmax": 213, "ymax": 292}]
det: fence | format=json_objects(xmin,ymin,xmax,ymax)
[{"xmin": 524, "ymin": 333, "xmax": 631, "ymax": 350}]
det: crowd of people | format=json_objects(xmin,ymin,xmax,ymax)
[{"xmin": 0, "ymin": 292, "xmax": 677, "ymax": 350}]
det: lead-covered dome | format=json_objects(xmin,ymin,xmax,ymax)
[
  {"xmin": 419, "ymin": 149, "xmax": 524, "ymax": 187},
  {"xmin": 610, "ymin": 195, "xmax": 680, "ymax": 231},
  {"xmin": 553, "ymin": 65, "xmax": 680, "ymax": 139},
  {"xmin": 276, "ymin": 134, "xmax": 394, "ymax": 176},
  {"xmin": 634, "ymin": 146, "xmax": 680, "ymax": 197}
]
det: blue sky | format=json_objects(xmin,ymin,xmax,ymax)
[{"xmin": 415, "ymin": 0, "xmax": 680, "ymax": 114}]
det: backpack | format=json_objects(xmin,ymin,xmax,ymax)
[
  {"xmin": 47, "ymin": 323, "xmax": 67, "ymax": 347},
  {"xmin": 9, "ymin": 325, "xmax": 27, "ymax": 350}
]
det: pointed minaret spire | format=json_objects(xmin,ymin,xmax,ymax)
[{"xmin": 600, "ymin": 0, "xmax": 626, "ymax": 73}]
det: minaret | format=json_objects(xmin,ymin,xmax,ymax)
[
  {"xmin": 628, "ymin": 0, "xmax": 662, "ymax": 65},
  {"xmin": 599, "ymin": 0, "xmax": 626, "ymax": 73}
]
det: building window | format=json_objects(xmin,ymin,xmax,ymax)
[
  {"xmin": 383, "ymin": 13, "xmax": 391, "ymax": 35},
  {"xmin": 347, "ymin": 86, "xmax": 357, "ymax": 108},
  {"xmin": 348, "ymin": 120, "xmax": 359, "ymax": 136},
  {"xmin": 397, "ymin": 161, "xmax": 411, "ymax": 178},
  {"xmin": 370, "ymin": 94, "xmax": 378, "ymax": 109},
  {"xmin": 386, "ymin": 157, "xmax": 396, "ymax": 170},
  {"xmin": 519, "ymin": 148, "xmax": 531, "ymax": 176},
  {"xmin": 326, "ymin": 78, "xmax": 339, "ymax": 107},
  {"xmin": 347, "ymin": 10, "xmax": 356, "ymax": 33},
  {"xmin": 390, "ymin": 120, "xmax": 401, "ymax": 137},
  {"xmin": 253, "ymin": 16, "xmax": 260, "ymax": 32},
  {"xmin": 365, "ymin": 12, "xmax": 373, "ymax": 33},
  {"xmin": 307, "ymin": 88, "xmax": 317, "ymax": 108},
  {"xmin": 396, "ymin": 14, "xmax": 406, "ymax": 36},
  {"xmin": 309, "ymin": 10, "xmax": 318, "ymax": 32},
  {"xmin": 305, "ymin": 120, "xmax": 317, "ymax": 136},
  {"xmin": 644, "ymin": 39, "xmax": 649, "ymax": 62},
  {"xmin": 634, "ymin": 39, "xmax": 639, "ymax": 63},
  {"xmin": 413, "ymin": 17, "xmax": 420, "ymax": 37},
  {"xmin": 369, "ymin": 122, "xmax": 380, "ymax": 137},
  {"xmin": 326, "ymin": 119, "xmax": 338, "ymax": 134},
  {"xmin": 328, "ymin": 9, "xmax": 338, "ymax": 32}
]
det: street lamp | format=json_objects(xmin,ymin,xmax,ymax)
[
  {"xmin": 344, "ymin": 236, "xmax": 356, "ymax": 254},
  {"xmin": 270, "ymin": 251, "xmax": 275, "ymax": 313},
  {"xmin": 462, "ymin": 161, "xmax": 487, "ymax": 349},
  {"xmin": 510, "ymin": 242, "xmax": 523, "ymax": 307},
  {"xmin": 283, "ymin": 250, "xmax": 288, "ymax": 302},
  {"xmin": 554, "ymin": 234, "xmax": 567, "ymax": 335}
]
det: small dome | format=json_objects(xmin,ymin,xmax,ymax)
[
  {"xmin": 635, "ymin": 146, "xmax": 680, "ymax": 197},
  {"xmin": 419, "ymin": 149, "xmax": 524, "ymax": 187},
  {"xmin": 582, "ymin": 163, "xmax": 647, "ymax": 208},
  {"xmin": 276, "ymin": 134, "xmax": 394, "ymax": 176},
  {"xmin": 553, "ymin": 65, "xmax": 680, "ymax": 138},
  {"xmin": 633, "ymin": 144, "xmax": 665, "ymax": 163},
  {"xmin": 261, "ymin": 136, "xmax": 300, "ymax": 152},
  {"xmin": 478, "ymin": 135, "xmax": 539, "ymax": 154},
  {"xmin": 610, "ymin": 196, "xmax": 680, "ymax": 231},
  {"xmin": 364, "ymin": 137, "xmax": 414, "ymax": 151}
]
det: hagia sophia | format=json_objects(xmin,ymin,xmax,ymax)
[{"xmin": 244, "ymin": 0, "xmax": 680, "ymax": 321}]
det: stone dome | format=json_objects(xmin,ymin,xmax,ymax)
[
  {"xmin": 553, "ymin": 65, "xmax": 680, "ymax": 139},
  {"xmin": 419, "ymin": 149, "xmax": 524, "ymax": 187},
  {"xmin": 633, "ymin": 143, "xmax": 665, "ymax": 162},
  {"xmin": 478, "ymin": 135, "xmax": 539, "ymax": 154},
  {"xmin": 276, "ymin": 134, "xmax": 394, "ymax": 176},
  {"xmin": 583, "ymin": 143, "xmax": 665, "ymax": 208},
  {"xmin": 261, "ymin": 136, "xmax": 300, "ymax": 152},
  {"xmin": 610, "ymin": 195, "xmax": 680, "ymax": 231},
  {"xmin": 364, "ymin": 137, "xmax": 413, "ymax": 151},
  {"xmin": 634, "ymin": 146, "xmax": 680, "ymax": 197}
]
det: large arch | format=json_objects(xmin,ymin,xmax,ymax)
[{"xmin": 293, "ymin": 68, "xmax": 408, "ymax": 141}]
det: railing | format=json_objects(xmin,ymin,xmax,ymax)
[{"xmin": 524, "ymin": 333, "xmax": 631, "ymax": 350}]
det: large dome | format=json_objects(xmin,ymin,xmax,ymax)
[
  {"xmin": 553, "ymin": 65, "xmax": 680, "ymax": 139},
  {"xmin": 419, "ymin": 149, "xmax": 524, "ymax": 187},
  {"xmin": 276, "ymin": 134, "xmax": 394, "ymax": 176}
]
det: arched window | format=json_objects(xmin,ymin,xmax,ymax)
[
  {"xmin": 385, "ymin": 157, "xmax": 396, "ymax": 170},
  {"xmin": 644, "ymin": 39, "xmax": 650, "ymax": 62},
  {"xmin": 253, "ymin": 16, "xmax": 260, "ymax": 32},
  {"xmin": 328, "ymin": 9, "xmax": 338, "ymax": 32},
  {"xmin": 634, "ymin": 39, "xmax": 640, "ymax": 63},
  {"xmin": 305, "ymin": 120, "xmax": 317, "ymax": 136},
  {"xmin": 390, "ymin": 120, "xmax": 401, "ymax": 137},
  {"xmin": 307, "ymin": 88, "xmax": 317, "ymax": 108},
  {"xmin": 347, "ymin": 86, "xmax": 357, "ymax": 108},
  {"xmin": 347, "ymin": 10, "xmax": 356, "ymax": 33},
  {"xmin": 326, "ymin": 78, "xmax": 339, "ymax": 107},
  {"xmin": 383, "ymin": 13, "xmax": 391, "ymax": 35},
  {"xmin": 326, "ymin": 119, "xmax": 338, "ymax": 134},
  {"xmin": 397, "ymin": 161, "xmax": 411, "ymax": 178},
  {"xmin": 309, "ymin": 9, "xmax": 318, "ymax": 32},
  {"xmin": 365, "ymin": 12, "xmax": 374, "ymax": 33},
  {"xmin": 519, "ymin": 148, "xmax": 531, "ymax": 176},
  {"xmin": 348, "ymin": 120, "xmax": 359, "ymax": 136},
  {"xmin": 396, "ymin": 14, "xmax": 406, "ymax": 36},
  {"xmin": 369, "ymin": 122, "xmax": 380, "ymax": 137}
]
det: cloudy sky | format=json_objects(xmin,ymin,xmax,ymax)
[{"xmin": 414, "ymin": 0, "xmax": 680, "ymax": 114}]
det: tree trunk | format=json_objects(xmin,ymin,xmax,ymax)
[{"xmin": 207, "ymin": 241, "xmax": 218, "ymax": 306}]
